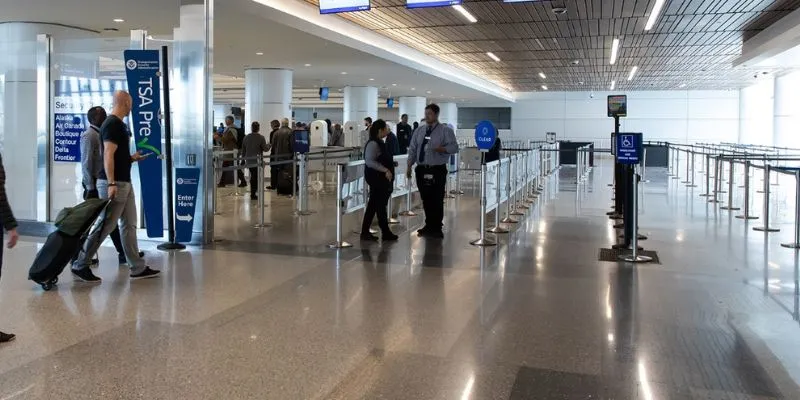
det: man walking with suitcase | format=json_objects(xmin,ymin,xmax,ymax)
[
  {"xmin": 0, "ymin": 154, "xmax": 19, "ymax": 343},
  {"xmin": 71, "ymin": 91, "xmax": 160, "ymax": 283}
]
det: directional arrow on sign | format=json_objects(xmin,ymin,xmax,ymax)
[{"xmin": 176, "ymin": 214, "xmax": 193, "ymax": 222}]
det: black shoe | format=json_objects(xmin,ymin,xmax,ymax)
[
  {"xmin": 238, "ymin": 183, "xmax": 248, "ymax": 188},
  {"xmin": 90, "ymin": 258, "xmax": 100, "ymax": 267},
  {"xmin": 250, "ymin": 196, "xmax": 258, "ymax": 201},
  {"xmin": 382, "ymin": 232, "xmax": 399, "ymax": 241},
  {"xmin": 416, "ymin": 227, "xmax": 432, "ymax": 236},
  {"xmin": 119, "ymin": 252, "xmax": 145, "ymax": 265},
  {"xmin": 0, "ymin": 331, "xmax": 15, "ymax": 343},
  {"xmin": 266, "ymin": 186, "xmax": 275, "ymax": 190},
  {"xmin": 131, "ymin": 267, "xmax": 160, "ymax": 280},
  {"xmin": 72, "ymin": 268, "xmax": 102, "ymax": 283},
  {"xmin": 217, "ymin": 184, "xmax": 227, "ymax": 188},
  {"xmin": 360, "ymin": 234, "xmax": 379, "ymax": 242},
  {"xmin": 419, "ymin": 230, "xmax": 444, "ymax": 239}
]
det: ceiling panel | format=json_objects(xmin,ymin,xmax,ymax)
[{"xmin": 304, "ymin": 0, "xmax": 800, "ymax": 91}]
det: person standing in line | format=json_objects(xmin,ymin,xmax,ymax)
[
  {"xmin": 0, "ymin": 154, "xmax": 19, "ymax": 343},
  {"xmin": 71, "ymin": 91, "xmax": 160, "ymax": 283},
  {"xmin": 266, "ymin": 119, "xmax": 280, "ymax": 190},
  {"xmin": 385, "ymin": 126, "xmax": 400, "ymax": 156},
  {"xmin": 80, "ymin": 106, "xmax": 143, "ymax": 266},
  {"xmin": 235, "ymin": 121, "xmax": 248, "ymax": 188},
  {"xmin": 405, "ymin": 104, "xmax": 459, "ymax": 239},
  {"xmin": 241, "ymin": 121, "xmax": 271, "ymax": 201},
  {"xmin": 396, "ymin": 114, "xmax": 412, "ymax": 155},
  {"xmin": 215, "ymin": 116, "xmax": 238, "ymax": 187},
  {"xmin": 271, "ymin": 118, "xmax": 294, "ymax": 196},
  {"xmin": 485, "ymin": 136, "xmax": 502, "ymax": 163},
  {"xmin": 361, "ymin": 119, "xmax": 398, "ymax": 242},
  {"xmin": 329, "ymin": 124, "xmax": 345, "ymax": 147},
  {"xmin": 360, "ymin": 117, "xmax": 373, "ymax": 145},
  {"xmin": 413, "ymin": 121, "xmax": 419, "ymax": 131}
]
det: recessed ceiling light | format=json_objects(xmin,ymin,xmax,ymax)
[
  {"xmin": 256, "ymin": 52, "xmax": 264, "ymax": 56},
  {"xmin": 426, "ymin": 91, "xmax": 432, "ymax": 94},
  {"xmin": 369, "ymin": 78, "xmax": 375, "ymax": 81},
  {"xmin": 452, "ymin": 5, "xmax": 478, "ymax": 23},
  {"xmin": 341, "ymin": 72, "xmax": 347, "ymax": 75},
  {"xmin": 392, "ymin": 83, "xmax": 397, "ymax": 86},
  {"xmin": 539, "ymin": 72, "xmax": 547, "ymax": 79},
  {"xmin": 627, "ymin": 66, "xmax": 638, "ymax": 81},
  {"xmin": 304, "ymin": 63, "xmax": 311, "ymax": 67},
  {"xmin": 487, "ymin": 52, "xmax": 501, "ymax": 62},
  {"xmin": 551, "ymin": 7, "xmax": 567, "ymax": 15},
  {"xmin": 679, "ymin": 83, "xmax": 687, "ymax": 88},
  {"xmin": 610, "ymin": 80, "xmax": 616, "ymax": 90},
  {"xmin": 609, "ymin": 38, "xmax": 620, "ymax": 65},
  {"xmin": 411, "ymin": 88, "xmax": 416, "ymax": 91},
  {"xmin": 541, "ymin": 85, "xmax": 548, "ymax": 90},
  {"xmin": 571, "ymin": 60, "xmax": 580, "ymax": 65},
  {"xmin": 645, "ymin": 0, "xmax": 666, "ymax": 31},
  {"xmin": 113, "ymin": 18, "xmax": 125, "ymax": 23}
]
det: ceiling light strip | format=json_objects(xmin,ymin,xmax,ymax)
[
  {"xmin": 610, "ymin": 80, "xmax": 616, "ymax": 91},
  {"xmin": 645, "ymin": 0, "xmax": 666, "ymax": 31},
  {"xmin": 453, "ymin": 5, "xmax": 478, "ymax": 24},
  {"xmin": 610, "ymin": 38, "xmax": 620, "ymax": 65},
  {"xmin": 627, "ymin": 66, "xmax": 638, "ymax": 81},
  {"xmin": 487, "ymin": 52, "xmax": 501, "ymax": 62},
  {"xmin": 539, "ymin": 72, "xmax": 547, "ymax": 79}
]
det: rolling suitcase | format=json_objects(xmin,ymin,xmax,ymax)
[{"xmin": 28, "ymin": 199, "xmax": 109, "ymax": 291}]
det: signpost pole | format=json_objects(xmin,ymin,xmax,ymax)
[{"xmin": 158, "ymin": 45, "xmax": 185, "ymax": 251}]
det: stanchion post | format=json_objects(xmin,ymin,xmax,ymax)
[
  {"xmin": 700, "ymin": 155, "xmax": 712, "ymax": 197},
  {"xmin": 295, "ymin": 153, "xmax": 313, "ymax": 216},
  {"xmin": 501, "ymin": 160, "xmax": 518, "ymax": 224},
  {"xmin": 721, "ymin": 159, "xmax": 739, "ymax": 211},
  {"xmin": 709, "ymin": 156, "xmax": 722, "ymax": 203},
  {"xmin": 328, "ymin": 164, "xmax": 352, "ymax": 249},
  {"xmin": 670, "ymin": 149, "xmax": 679, "ymax": 180},
  {"xmin": 488, "ymin": 161, "xmax": 509, "ymax": 234},
  {"xmin": 736, "ymin": 161, "xmax": 759, "ymax": 220},
  {"xmin": 254, "ymin": 157, "xmax": 270, "ymax": 228},
  {"xmin": 781, "ymin": 169, "xmax": 800, "ymax": 249},
  {"xmin": 754, "ymin": 165, "xmax": 780, "ymax": 233},
  {"xmin": 620, "ymin": 169, "xmax": 652, "ymax": 263},
  {"xmin": 471, "ymin": 154, "xmax": 497, "ymax": 246}
]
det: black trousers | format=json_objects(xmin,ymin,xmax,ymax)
[
  {"xmin": 270, "ymin": 165, "xmax": 279, "ymax": 189},
  {"xmin": 415, "ymin": 165, "xmax": 448, "ymax": 232},
  {"xmin": 362, "ymin": 181, "xmax": 392, "ymax": 235},
  {"xmin": 83, "ymin": 187, "xmax": 124, "ymax": 256},
  {"xmin": 237, "ymin": 162, "xmax": 247, "ymax": 186},
  {"xmin": 249, "ymin": 167, "xmax": 260, "ymax": 198}
]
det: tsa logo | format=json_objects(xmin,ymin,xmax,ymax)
[
  {"xmin": 126, "ymin": 59, "xmax": 138, "ymax": 70},
  {"xmin": 176, "ymin": 178, "xmax": 184, "ymax": 185}
]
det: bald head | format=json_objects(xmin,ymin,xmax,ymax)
[{"xmin": 112, "ymin": 90, "xmax": 132, "ymax": 118}]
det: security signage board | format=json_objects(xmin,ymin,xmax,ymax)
[
  {"xmin": 607, "ymin": 95, "xmax": 627, "ymax": 117},
  {"xmin": 407, "ymin": 0, "xmax": 461, "ymax": 8},
  {"xmin": 293, "ymin": 130, "xmax": 310, "ymax": 154},
  {"xmin": 53, "ymin": 113, "xmax": 83, "ymax": 162},
  {"xmin": 474, "ymin": 120, "xmax": 497, "ymax": 152},
  {"xmin": 124, "ymin": 49, "xmax": 164, "ymax": 238},
  {"xmin": 615, "ymin": 133, "xmax": 642, "ymax": 165},
  {"xmin": 52, "ymin": 80, "xmax": 119, "ymax": 163},
  {"xmin": 175, "ymin": 168, "xmax": 200, "ymax": 243},
  {"xmin": 319, "ymin": 0, "xmax": 370, "ymax": 14}
]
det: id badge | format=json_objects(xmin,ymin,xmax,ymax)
[{"xmin": 423, "ymin": 174, "xmax": 434, "ymax": 187}]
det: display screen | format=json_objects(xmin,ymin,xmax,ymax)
[
  {"xmin": 319, "ymin": 87, "xmax": 329, "ymax": 101},
  {"xmin": 407, "ymin": 0, "xmax": 462, "ymax": 9},
  {"xmin": 387, "ymin": 98, "xmax": 394, "ymax": 108},
  {"xmin": 503, "ymin": 0, "xmax": 539, "ymax": 2},
  {"xmin": 319, "ymin": 0, "xmax": 370, "ymax": 14},
  {"xmin": 607, "ymin": 95, "xmax": 628, "ymax": 117}
]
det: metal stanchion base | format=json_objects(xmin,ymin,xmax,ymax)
[
  {"xmin": 714, "ymin": 190, "xmax": 727, "ymax": 194},
  {"xmin": 253, "ymin": 223, "xmax": 272, "ymax": 228},
  {"xmin": 753, "ymin": 227, "xmax": 780, "ymax": 232},
  {"xmin": 510, "ymin": 211, "xmax": 525, "ymax": 216},
  {"xmin": 388, "ymin": 217, "xmax": 400, "ymax": 224},
  {"xmin": 157, "ymin": 242, "xmax": 186, "ymax": 251},
  {"xmin": 450, "ymin": 190, "xmax": 464, "ymax": 195},
  {"xmin": 781, "ymin": 242, "xmax": 800, "ymax": 249},
  {"xmin": 518, "ymin": 204, "xmax": 530, "ymax": 210},
  {"xmin": 671, "ymin": 176, "xmax": 680, "ymax": 180},
  {"xmin": 617, "ymin": 234, "xmax": 647, "ymax": 240},
  {"xmin": 612, "ymin": 243, "xmax": 643, "ymax": 250},
  {"xmin": 619, "ymin": 254, "xmax": 653, "ymax": 263},
  {"xmin": 707, "ymin": 199, "xmax": 722, "ymax": 203},
  {"xmin": 328, "ymin": 241, "xmax": 353, "ymax": 249},
  {"xmin": 294, "ymin": 210, "xmax": 315, "ymax": 216},
  {"xmin": 735, "ymin": 215, "xmax": 759, "ymax": 220},
  {"xmin": 487, "ymin": 226, "xmax": 509, "ymax": 234},
  {"xmin": 699, "ymin": 193, "xmax": 713, "ymax": 197},
  {"xmin": 399, "ymin": 210, "xmax": 418, "ymax": 217},
  {"xmin": 470, "ymin": 238, "xmax": 497, "ymax": 247},
  {"xmin": 501, "ymin": 217, "xmax": 518, "ymax": 224},
  {"xmin": 609, "ymin": 214, "xmax": 624, "ymax": 220},
  {"xmin": 685, "ymin": 184, "xmax": 698, "ymax": 188},
  {"xmin": 720, "ymin": 206, "xmax": 740, "ymax": 211},
  {"xmin": 613, "ymin": 223, "xmax": 624, "ymax": 229}
]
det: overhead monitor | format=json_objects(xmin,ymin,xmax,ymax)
[
  {"xmin": 387, "ymin": 98, "xmax": 394, "ymax": 108},
  {"xmin": 319, "ymin": 87, "xmax": 329, "ymax": 101},
  {"xmin": 503, "ymin": 0, "xmax": 539, "ymax": 2},
  {"xmin": 407, "ymin": 0, "xmax": 462, "ymax": 9},
  {"xmin": 607, "ymin": 95, "xmax": 627, "ymax": 117},
  {"xmin": 319, "ymin": 0, "xmax": 370, "ymax": 14}
]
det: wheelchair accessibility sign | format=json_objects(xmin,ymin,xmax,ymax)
[{"xmin": 615, "ymin": 133, "xmax": 642, "ymax": 165}]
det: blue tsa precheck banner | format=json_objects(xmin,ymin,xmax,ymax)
[
  {"xmin": 124, "ymin": 49, "xmax": 164, "ymax": 238},
  {"xmin": 407, "ymin": 0, "xmax": 461, "ymax": 8},
  {"xmin": 319, "ymin": 0, "xmax": 370, "ymax": 13}
]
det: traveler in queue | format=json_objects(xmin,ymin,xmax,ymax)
[
  {"xmin": 406, "ymin": 104, "xmax": 459, "ymax": 238},
  {"xmin": 485, "ymin": 135, "xmax": 502, "ymax": 163},
  {"xmin": 361, "ymin": 117, "xmax": 372, "ymax": 145},
  {"xmin": 241, "ymin": 121, "xmax": 271, "ymax": 201},
  {"xmin": 361, "ymin": 119, "xmax": 398, "ymax": 242},
  {"xmin": 329, "ymin": 124, "xmax": 344, "ymax": 147},
  {"xmin": 80, "ymin": 106, "xmax": 143, "ymax": 266},
  {"xmin": 216, "ymin": 116, "xmax": 238, "ymax": 187},
  {"xmin": 396, "ymin": 114, "xmax": 412, "ymax": 155},
  {"xmin": 267, "ymin": 120, "xmax": 280, "ymax": 190},
  {"xmin": 0, "ymin": 153, "xmax": 19, "ymax": 344},
  {"xmin": 72, "ymin": 90, "xmax": 160, "ymax": 282},
  {"xmin": 271, "ymin": 118, "xmax": 294, "ymax": 195},
  {"xmin": 413, "ymin": 121, "xmax": 419, "ymax": 131}
]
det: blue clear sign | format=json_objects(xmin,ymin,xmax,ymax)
[
  {"xmin": 124, "ymin": 49, "xmax": 164, "ymax": 238},
  {"xmin": 175, "ymin": 168, "xmax": 200, "ymax": 243},
  {"xmin": 53, "ymin": 114, "xmax": 83, "ymax": 162},
  {"xmin": 474, "ymin": 120, "xmax": 497, "ymax": 152},
  {"xmin": 615, "ymin": 133, "xmax": 643, "ymax": 165}
]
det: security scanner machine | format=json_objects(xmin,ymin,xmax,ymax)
[
  {"xmin": 343, "ymin": 121, "xmax": 361, "ymax": 148},
  {"xmin": 310, "ymin": 120, "xmax": 328, "ymax": 147}
]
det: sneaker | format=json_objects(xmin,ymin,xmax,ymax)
[
  {"xmin": 119, "ymin": 252, "xmax": 145, "ymax": 265},
  {"xmin": 0, "ymin": 331, "xmax": 15, "ymax": 343},
  {"xmin": 131, "ymin": 267, "xmax": 160, "ymax": 280},
  {"xmin": 72, "ymin": 268, "xmax": 102, "ymax": 283},
  {"xmin": 382, "ymin": 232, "xmax": 399, "ymax": 241},
  {"xmin": 90, "ymin": 258, "xmax": 100, "ymax": 266}
]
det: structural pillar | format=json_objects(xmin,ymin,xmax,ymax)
[
  {"xmin": 245, "ymin": 68, "xmax": 292, "ymax": 130},
  {"xmin": 399, "ymin": 96, "xmax": 426, "ymax": 125},
  {"xmin": 439, "ymin": 102, "xmax": 458, "ymax": 129},
  {"xmin": 343, "ymin": 86, "xmax": 377, "ymax": 125}
]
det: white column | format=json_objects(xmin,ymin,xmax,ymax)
[
  {"xmin": 343, "ymin": 86, "xmax": 377, "ymax": 125},
  {"xmin": 438, "ymin": 102, "xmax": 458, "ymax": 129},
  {"xmin": 774, "ymin": 71, "xmax": 800, "ymax": 148},
  {"xmin": 399, "ymin": 96, "xmax": 426, "ymax": 125},
  {"xmin": 245, "ymin": 68, "xmax": 292, "ymax": 130}
]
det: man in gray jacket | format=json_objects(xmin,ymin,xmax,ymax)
[
  {"xmin": 241, "ymin": 121, "xmax": 270, "ymax": 200},
  {"xmin": 0, "ymin": 154, "xmax": 19, "ymax": 343}
]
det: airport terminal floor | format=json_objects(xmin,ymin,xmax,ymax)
[{"xmin": 2, "ymin": 156, "xmax": 800, "ymax": 399}]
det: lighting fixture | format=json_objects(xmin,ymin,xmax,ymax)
[
  {"xmin": 645, "ymin": 0, "xmax": 666, "ymax": 31},
  {"xmin": 610, "ymin": 80, "xmax": 616, "ymax": 90},
  {"xmin": 369, "ymin": 78, "xmax": 375, "ymax": 81},
  {"xmin": 541, "ymin": 85, "xmax": 548, "ymax": 90},
  {"xmin": 627, "ymin": 66, "xmax": 638, "ymax": 81},
  {"xmin": 340, "ymin": 72, "xmax": 347, "ymax": 75},
  {"xmin": 392, "ymin": 83, "xmax": 397, "ymax": 86},
  {"xmin": 486, "ymin": 52, "xmax": 501, "ymax": 62},
  {"xmin": 539, "ymin": 72, "xmax": 547, "ymax": 79},
  {"xmin": 256, "ymin": 52, "xmax": 264, "ymax": 56},
  {"xmin": 411, "ymin": 88, "xmax": 416, "ymax": 91},
  {"xmin": 679, "ymin": 83, "xmax": 687, "ymax": 88},
  {"xmin": 426, "ymin": 90, "xmax": 432, "ymax": 94},
  {"xmin": 113, "ymin": 18, "xmax": 125, "ymax": 23},
  {"xmin": 609, "ymin": 38, "xmax": 620, "ymax": 65},
  {"xmin": 453, "ymin": 5, "xmax": 478, "ymax": 23},
  {"xmin": 304, "ymin": 63, "xmax": 311, "ymax": 67}
]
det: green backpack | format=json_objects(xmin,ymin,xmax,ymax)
[{"xmin": 54, "ymin": 198, "xmax": 109, "ymax": 237}]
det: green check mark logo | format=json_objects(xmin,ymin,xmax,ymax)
[{"xmin": 136, "ymin": 137, "xmax": 162, "ymax": 156}]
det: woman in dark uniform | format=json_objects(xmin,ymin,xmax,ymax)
[
  {"xmin": 360, "ymin": 120, "xmax": 399, "ymax": 241},
  {"xmin": 0, "ymin": 154, "xmax": 19, "ymax": 343}
]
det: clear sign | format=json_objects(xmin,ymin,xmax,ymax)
[
  {"xmin": 407, "ymin": 0, "xmax": 461, "ymax": 8},
  {"xmin": 175, "ymin": 168, "xmax": 200, "ymax": 243},
  {"xmin": 615, "ymin": 133, "xmax": 642, "ymax": 165},
  {"xmin": 319, "ymin": 0, "xmax": 370, "ymax": 13},
  {"xmin": 607, "ymin": 95, "xmax": 627, "ymax": 117},
  {"xmin": 474, "ymin": 120, "xmax": 497, "ymax": 152}
]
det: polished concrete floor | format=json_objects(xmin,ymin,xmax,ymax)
[{"xmin": 2, "ymin": 155, "xmax": 800, "ymax": 399}]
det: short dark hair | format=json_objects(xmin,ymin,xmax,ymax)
[
  {"xmin": 425, "ymin": 104, "xmax": 440, "ymax": 115},
  {"xmin": 364, "ymin": 117, "xmax": 373, "ymax": 124},
  {"xmin": 270, "ymin": 120, "xmax": 280, "ymax": 129},
  {"xmin": 87, "ymin": 106, "xmax": 105, "ymax": 125},
  {"xmin": 368, "ymin": 119, "xmax": 387, "ymax": 142},
  {"xmin": 251, "ymin": 121, "xmax": 260, "ymax": 133},
  {"xmin": 401, "ymin": 113, "xmax": 408, "ymax": 119}
]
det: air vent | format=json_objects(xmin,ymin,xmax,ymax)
[{"xmin": 552, "ymin": 7, "xmax": 567, "ymax": 15}]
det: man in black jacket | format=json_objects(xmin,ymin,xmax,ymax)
[
  {"xmin": 236, "ymin": 122, "xmax": 247, "ymax": 188},
  {"xmin": 396, "ymin": 114, "xmax": 412, "ymax": 155},
  {"xmin": 0, "ymin": 154, "xmax": 19, "ymax": 343}
]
